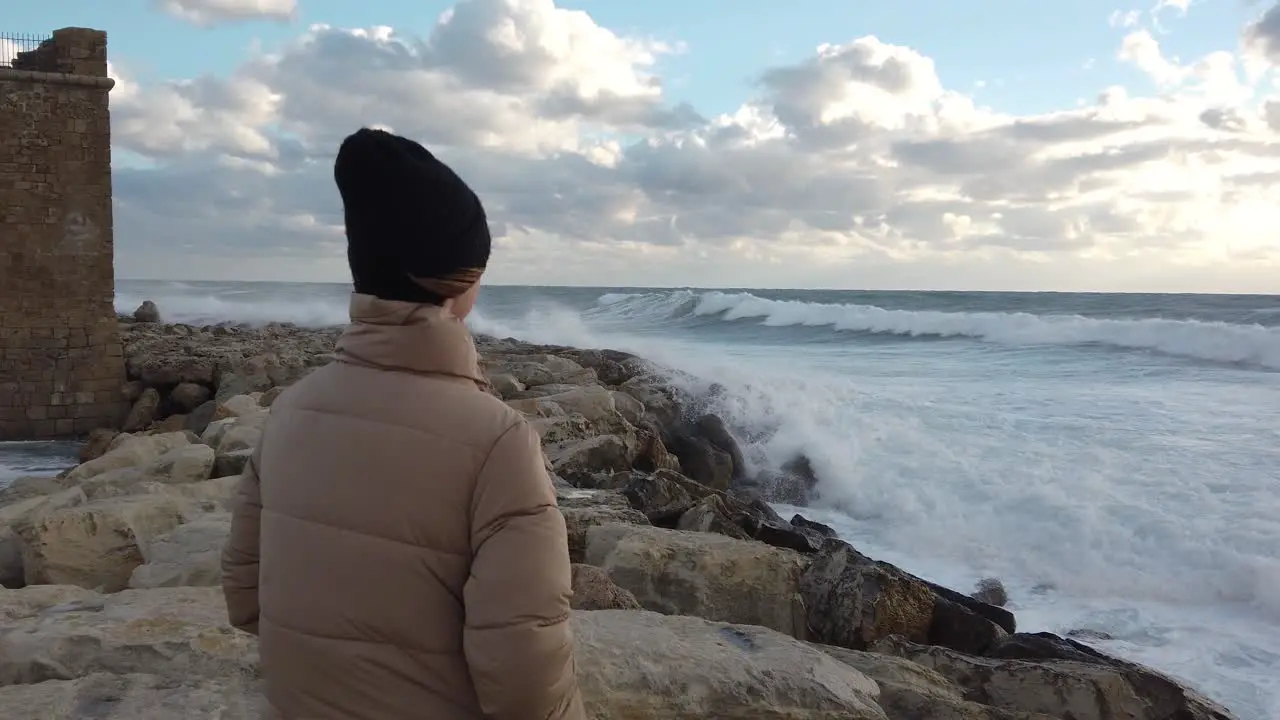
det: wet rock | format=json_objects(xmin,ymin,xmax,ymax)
[
  {"xmin": 973, "ymin": 577, "xmax": 1010, "ymax": 607},
  {"xmin": 676, "ymin": 494, "xmax": 752, "ymax": 540},
  {"xmin": 663, "ymin": 429, "xmax": 734, "ymax": 492},
  {"xmin": 791, "ymin": 514, "xmax": 838, "ymax": 539},
  {"xmin": 133, "ymin": 300, "xmax": 161, "ymax": 323},
  {"xmin": 799, "ymin": 541, "xmax": 935, "ymax": 650},
  {"xmin": 620, "ymin": 471, "xmax": 696, "ymax": 525}
]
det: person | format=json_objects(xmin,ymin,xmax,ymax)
[{"xmin": 220, "ymin": 128, "xmax": 585, "ymax": 719}]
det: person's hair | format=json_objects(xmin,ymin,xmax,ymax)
[{"xmin": 409, "ymin": 267, "xmax": 484, "ymax": 302}]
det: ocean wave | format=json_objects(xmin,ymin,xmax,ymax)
[
  {"xmin": 588, "ymin": 290, "xmax": 1280, "ymax": 370},
  {"xmin": 115, "ymin": 290, "xmax": 350, "ymax": 328}
]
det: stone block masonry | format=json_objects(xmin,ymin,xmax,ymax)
[{"xmin": 0, "ymin": 28, "xmax": 128, "ymax": 439}]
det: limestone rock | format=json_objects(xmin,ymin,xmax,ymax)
[
  {"xmin": 16, "ymin": 495, "xmax": 188, "ymax": 591},
  {"xmin": 212, "ymin": 449, "xmax": 253, "ymax": 478},
  {"xmin": 556, "ymin": 488, "xmax": 648, "ymax": 563},
  {"xmin": 570, "ymin": 563, "xmax": 641, "ymax": 610},
  {"xmin": 0, "ymin": 488, "xmax": 87, "ymax": 589},
  {"xmin": 129, "ymin": 514, "xmax": 231, "ymax": 589},
  {"xmin": 77, "ymin": 428, "xmax": 118, "ymax": 463},
  {"xmin": 146, "ymin": 444, "xmax": 216, "ymax": 485},
  {"xmin": 0, "ymin": 673, "xmax": 263, "ymax": 720},
  {"xmin": 0, "ymin": 585, "xmax": 257, "ymax": 686},
  {"xmin": 584, "ymin": 523, "xmax": 810, "ymax": 638},
  {"xmin": 676, "ymin": 493, "xmax": 752, "ymax": 540},
  {"xmin": 547, "ymin": 434, "xmax": 635, "ymax": 483},
  {"xmin": 214, "ymin": 394, "xmax": 260, "ymax": 420},
  {"xmin": 122, "ymin": 388, "xmax": 162, "ymax": 433},
  {"xmin": 65, "ymin": 432, "xmax": 192, "ymax": 484},
  {"xmin": 799, "ymin": 541, "xmax": 935, "ymax": 650},
  {"xmin": 574, "ymin": 610, "xmax": 886, "ymax": 719},
  {"xmin": 258, "ymin": 386, "xmax": 286, "ymax": 408},
  {"xmin": 621, "ymin": 470, "xmax": 696, "ymax": 524}
]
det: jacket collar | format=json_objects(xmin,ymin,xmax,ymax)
[{"xmin": 336, "ymin": 293, "xmax": 487, "ymax": 387}]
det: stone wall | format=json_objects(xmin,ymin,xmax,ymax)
[{"xmin": 0, "ymin": 28, "xmax": 127, "ymax": 440}]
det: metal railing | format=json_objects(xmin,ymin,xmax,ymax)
[{"xmin": 0, "ymin": 32, "xmax": 55, "ymax": 70}]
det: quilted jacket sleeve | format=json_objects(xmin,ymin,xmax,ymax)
[
  {"xmin": 462, "ymin": 419, "xmax": 585, "ymax": 719},
  {"xmin": 221, "ymin": 444, "xmax": 264, "ymax": 635}
]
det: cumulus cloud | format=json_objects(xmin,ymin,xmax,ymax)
[
  {"xmin": 153, "ymin": 0, "xmax": 298, "ymax": 26},
  {"xmin": 111, "ymin": 0, "xmax": 1280, "ymax": 291}
]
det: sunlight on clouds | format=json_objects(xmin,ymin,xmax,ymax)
[{"xmin": 108, "ymin": 0, "xmax": 1280, "ymax": 292}]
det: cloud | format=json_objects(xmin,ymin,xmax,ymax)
[
  {"xmin": 110, "ymin": 0, "xmax": 1280, "ymax": 292},
  {"xmin": 153, "ymin": 0, "xmax": 298, "ymax": 26}
]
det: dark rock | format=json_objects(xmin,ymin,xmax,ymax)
[
  {"xmin": 632, "ymin": 429, "xmax": 680, "ymax": 474},
  {"xmin": 759, "ymin": 454, "xmax": 821, "ymax": 505},
  {"xmin": 664, "ymin": 429, "xmax": 733, "ymax": 492},
  {"xmin": 168, "ymin": 382, "xmax": 211, "ymax": 414},
  {"xmin": 799, "ymin": 540, "xmax": 936, "ymax": 650},
  {"xmin": 121, "ymin": 380, "xmax": 146, "ymax": 403},
  {"xmin": 676, "ymin": 494, "xmax": 752, "ymax": 541},
  {"xmin": 575, "ymin": 471, "xmax": 640, "ymax": 491},
  {"xmin": 790, "ymin": 514, "xmax": 837, "ymax": 539},
  {"xmin": 973, "ymin": 577, "xmax": 1009, "ymax": 607},
  {"xmin": 184, "ymin": 401, "xmax": 218, "ymax": 436},
  {"xmin": 928, "ymin": 597, "xmax": 1007, "ymax": 655},
  {"xmin": 133, "ymin": 300, "xmax": 160, "ymax": 323},
  {"xmin": 694, "ymin": 414, "xmax": 745, "ymax": 482},
  {"xmin": 621, "ymin": 472, "xmax": 696, "ymax": 526},
  {"xmin": 986, "ymin": 632, "xmax": 1236, "ymax": 719},
  {"xmin": 212, "ymin": 449, "xmax": 254, "ymax": 479},
  {"xmin": 1067, "ymin": 628, "xmax": 1115, "ymax": 641},
  {"xmin": 923, "ymin": 580, "xmax": 1016, "ymax": 635}
]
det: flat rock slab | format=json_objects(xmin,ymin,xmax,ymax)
[
  {"xmin": 573, "ymin": 609, "xmax": 886, "ymax": 719},
  {"xmin": 0, "ymin": 672, "xmax": 263, "ymax": 720}
]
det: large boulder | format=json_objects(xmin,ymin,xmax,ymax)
[
  {"xmin": 122, "ymin": 388, "xmax": 162, "ymax": 433},
  {"xmin": 584, "ymin": 523, "xmax": 810, "ymax": 639},
  {"xmin": 574, "ymin": 610, "xmax": 886, "ymax": 719},
  {"xmin": 15, "ymin": 495, "xmax": 188, "ymax": 591},
  {"xmin": 799, "ymin": 541, "xmax": 935, "ymax": 651},
  {"xmin": 0, "ymin": 585, "xmax": 257, "ymax": 686},
  {"xmin": 0, "ymin": 673, "xmax": 262, "ymax": 720},
  {"xmin": 570, "ymin": 564, "xmax": 641, "ymax": 611},
  {"xmin": 873, "ymin": 635, "xmax": 1235, "ymax": 720},
  {"xmin": 546, "ymin": 435, "xmax": 636, "ymax": 483},
  {"xmin": 817, "ymin": 643, "xmax": 1054, "ymax": 720},
  {"xmin": 0, "ymin": 488, "xmax": 87, "ymax": 588},
  {"xmin": 128, "ymin": 514, "xmax": 231, "ymax": 589},
  {"xmin": 64, "ymin": 433, "xmax": 193, "ymax": 484},
  {"xmin": 555, "ymin": 488, "xmax": 648, "ymax": 564}
]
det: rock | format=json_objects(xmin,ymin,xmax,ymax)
[
  {"xmin": 974, "ymin": 577, "xmax": 1009, "ymax": 607},
  {"xmin": 792, "ymin": 513, "xmax": 838, "ymax": 539},
  {"xmin": 64, "ymin": 432, "xmax": 193, "ymax": 484},
  {"xmin": 556, "ymin": 488, "xmax": 649, "ymax": 564},
  {"xmin": 816, "ymin": 643, "xmax": 1050, "ymax": 720},
  {"xmin": 570, "ymin": 563, "xmax": 641, "ymax": 610},
  {"xmin": 620, "ymin": 471, "xmax": 696, "ymax": 525},
  {"xmin": 15, "ymin": 495, "xmax": 188, "ymax": 591},
  {"xmin": 133, "ymin": 300, "xmax": 161, "ymax": 323},
  {"xmin": 874, "ymin": 634, "xmax": 1234, "ymax": 720},
  {"xmin": 584, "ymin": 523, "xmax": 810, "ymax": 639},
  {"xmin": 799, "ymin": 541, "xmax": 935, "ymax": 650},
  {"xmin": 676, "ymin": 494, "xmax": 753, "ymax": 540},
  {"xmin": 928, "ymin": 596, "xmax": 1008, "ymax": 655},
  {"xmin": 695, "ymin": 414, "xmax": 746, "ymax": 482},
  {"xmin": 486, "ymin": 373, "xmax": 525, "ymax": 397},
  {"xmin": 574, "ymin": 610, "xmax": 886, "ymax": 719},
  {"xmin": 632, "ymin": 428, "xmax": 681, "ymax": 473},
  {"xmin": 158, "ymin": 475, "xmax": 241, "ymax": 511},
  {"xmin": 609, "ymin": 390, "xmax": 645, "ymax": 425},
  {"xmin": 146, "ymin": 445, "xmax": 216, "ymax": 485},
  {"xmin": 0, "ymin": 673, "xmax": 263, "ymax": 720},
  {"xmin": 258, "ymin": 386, "xmax": 286, "ymax": 408},
  {"xmin": 77, "ymin": 429, "xmax": 118, "ymax": 464},
  {"xmin": 0, "ymin": 488, "xmax": 87, "ymax": 589},
  {"xmin": 149, "ymin": 414, "xmax": 188, "ymax": 433},
  {"xmin": 488, "ymin": 358, "xmax": 595, "ymax": 388},
  {"xmin": 121, "ymin": 388, "xmax": 162, "ymax": 433},
  {"xmin": 121, "ymin": 380, "xmax": 146, "ymax": 403},
  {"xmin": 184, "ymin": 401, "xmax": 218, "ymax": 436},
  {"xmin": 546, "ymin": 435, "xmax": 635, "ymax": 484},
  {"xmin": 213, "ymin": 394, "xmax": 261, "ymax": 420},
  {"xmin": 212, "ymin": 449, "xmax": 253, "ymax": 479},
  {"xmin": 566, "ymin": 349, "xmax": 645, "ymax": 386},
  {"xmin": 169, "ymin": 382, "xmax": 212, "ymax": 414},
  {"xmin": 0, "ymin": 585, "xmax": 257, "ymax": 686},
  {"xmin": 129, "ymin": 514, "xmax": 231, "ymax": 589},
  {"xmin": 214, "ymin": 369, "xmax": 271, "ymax": 405},
  {"xmin": 664, "ymin": 429, "xmax": 734, "ymax": 492},
  {"xmin": 925, "ymin": 579, "xmax": 1017, "ymax": 636},
  {"xmin": 761, "ymin": 453, "xmax": 822, "ymax": 505},
  {"xmin": 617, "ymin": 378, "xmax": 682, "ymax": 428}
]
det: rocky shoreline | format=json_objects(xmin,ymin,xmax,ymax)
[{"xmin": 0, "ymin": 305, "xmax": 1237, "ymax": 719}]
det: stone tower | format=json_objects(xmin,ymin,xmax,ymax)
[{"xmin": 0, "ymin": 28, "xmax": 127, "ymax": 439}]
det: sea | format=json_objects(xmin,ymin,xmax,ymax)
[{"xmin": 3, "ymin": 279, "xmax": 1279, "ymax": 718}]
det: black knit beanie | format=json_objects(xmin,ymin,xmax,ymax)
[{"xmin": 334, "ymin": 128, "xmax": 492, "ymax": 304}]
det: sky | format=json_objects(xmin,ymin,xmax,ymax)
[{"xmin": 7, "ymin": 0, "xmax": 1280, "ymax": 292}]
